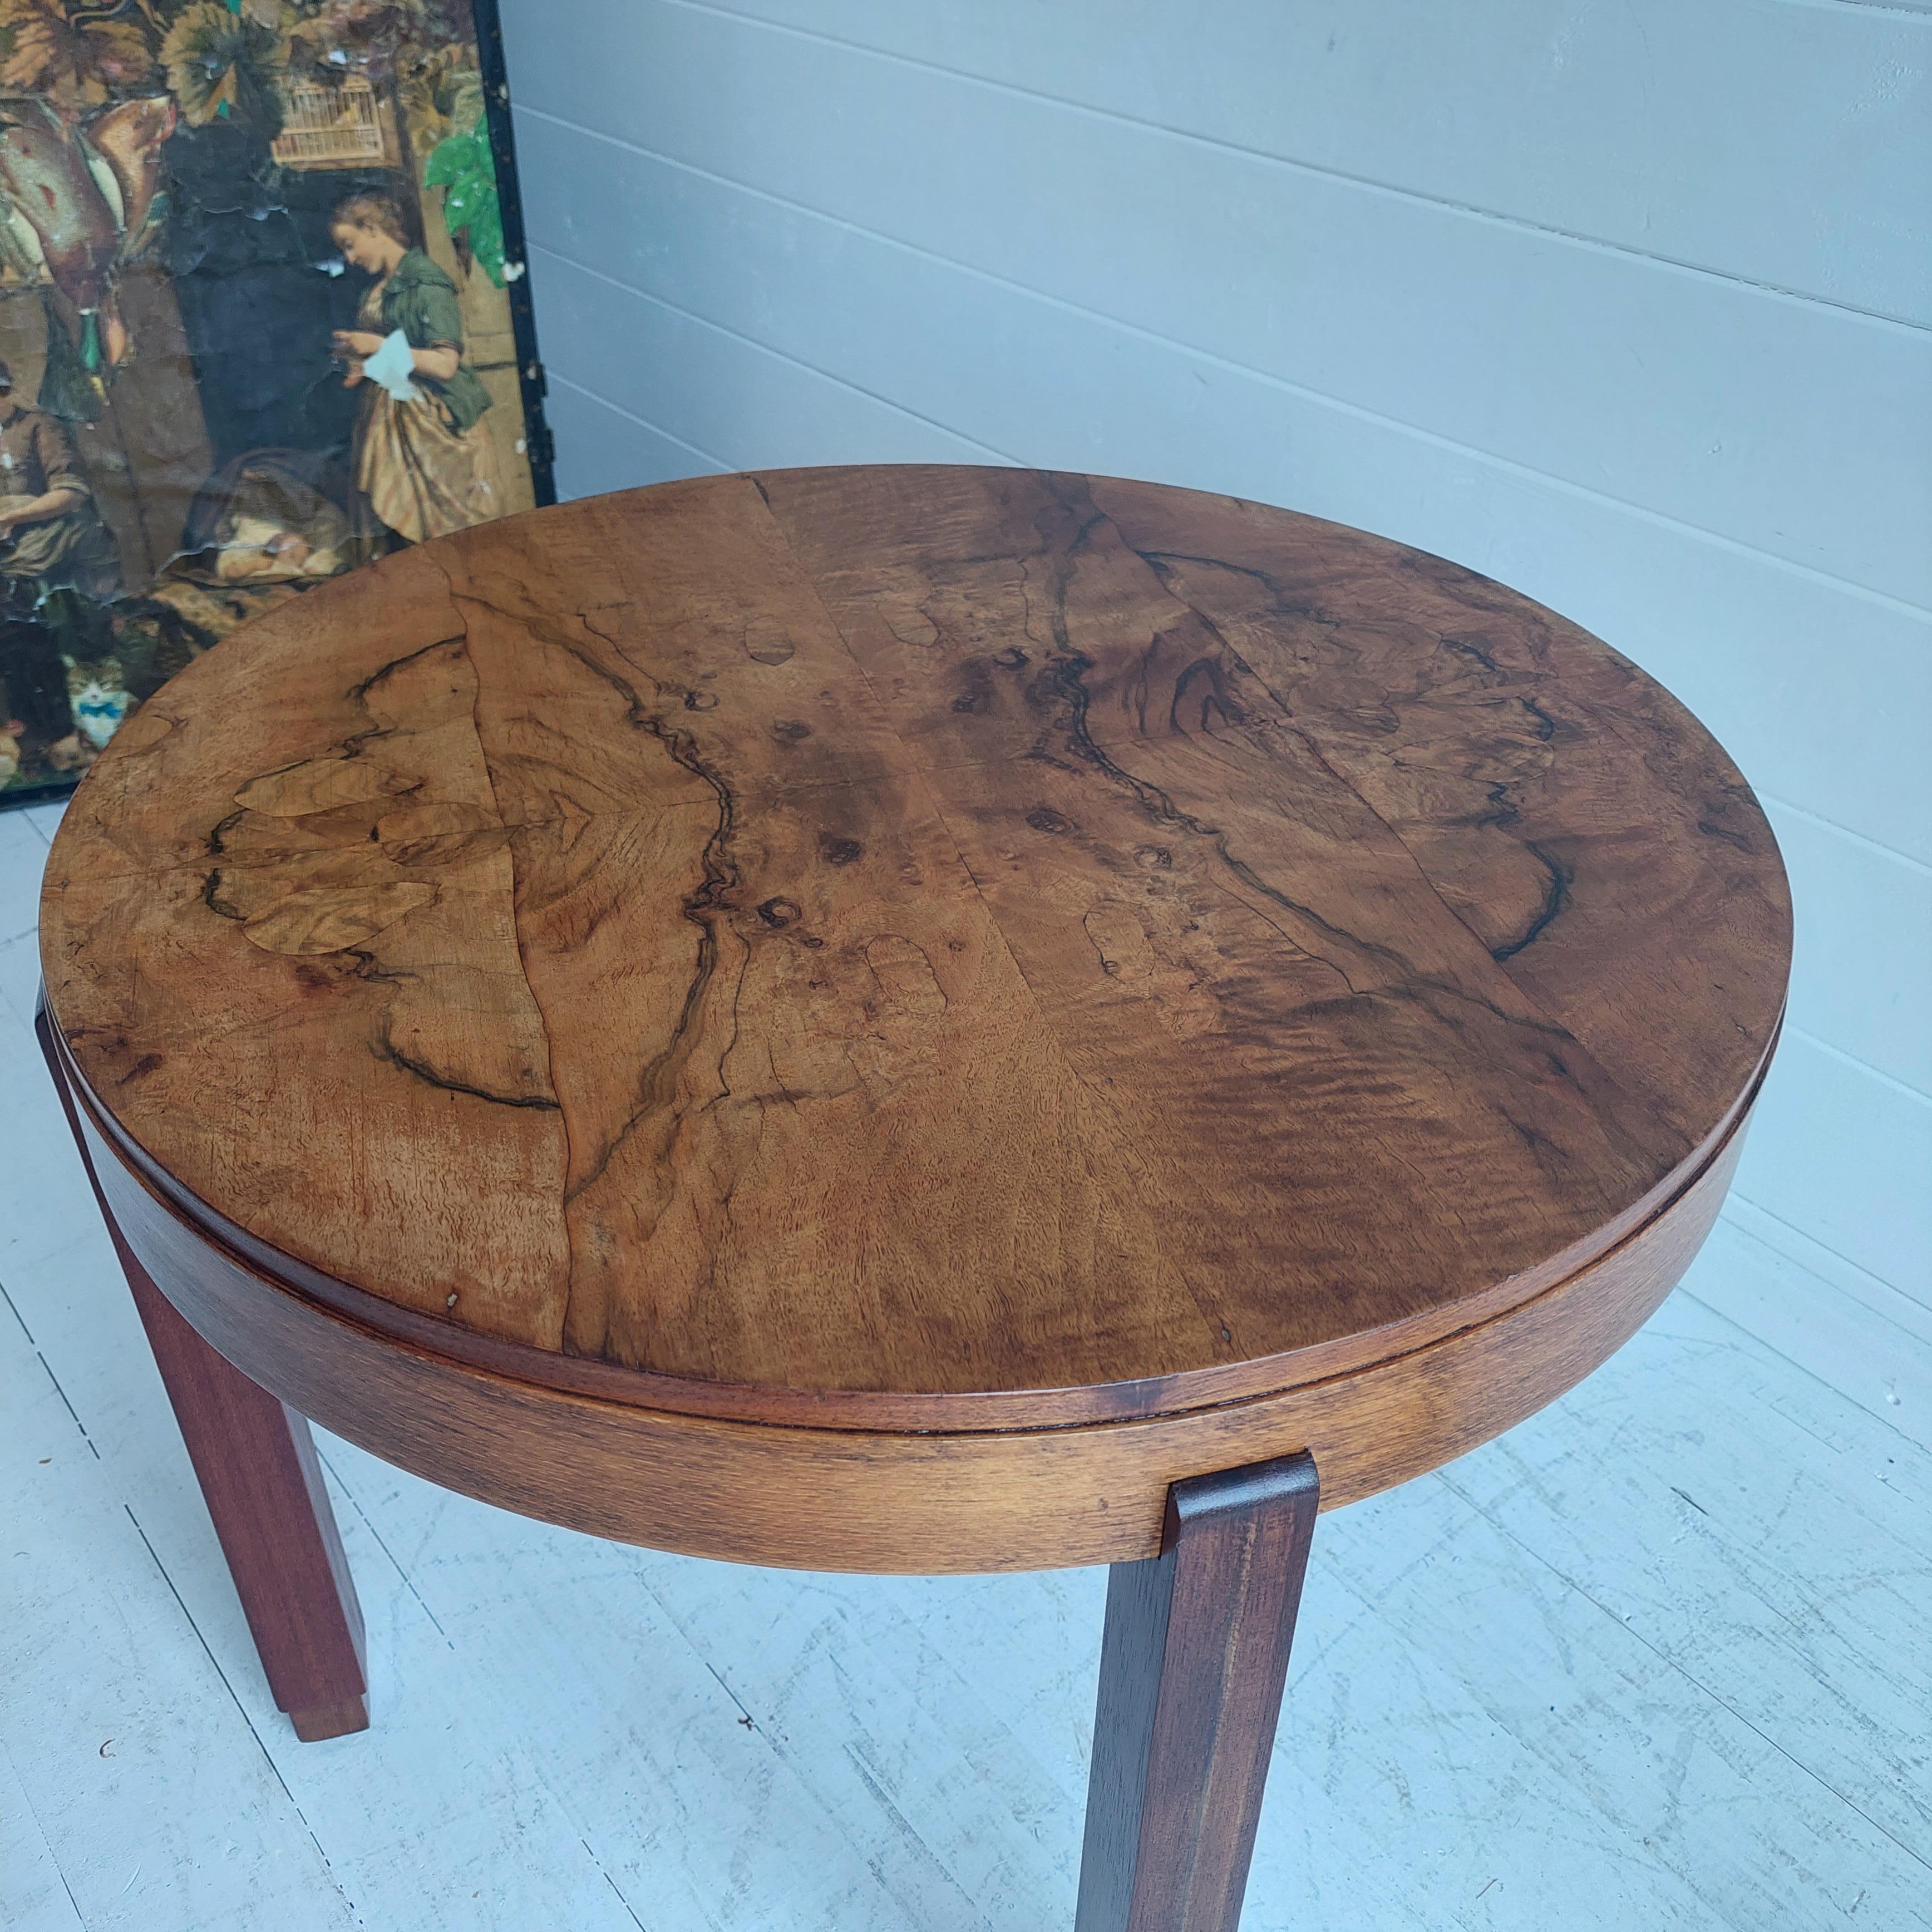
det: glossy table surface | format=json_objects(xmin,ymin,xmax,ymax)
[{"xmin": 38, "ymin": 467, "xmax": 1790, "ymax": 1569}]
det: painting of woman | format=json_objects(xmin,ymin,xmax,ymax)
[
  {"xmin": 0, "ymin": 1, "xmax": 550, "ymax": 802},
  {"xmin": 328, "ymin": 190, "xmax": 502, "ymax": 547}
]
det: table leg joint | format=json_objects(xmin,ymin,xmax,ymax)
[{"xmin": 1077, "ymin": 1450, "xmax": 1320, "ymax": 1932}]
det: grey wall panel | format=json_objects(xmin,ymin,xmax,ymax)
[
  {"xmin": 505, "ymin": 5, "xmax": 1932, "ymax": 603},
  {"xmin": 663, "ymin": 0, "xmax": 1932, "ymax": 324}
]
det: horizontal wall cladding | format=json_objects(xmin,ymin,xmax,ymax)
[
  {"xmin": 519, "ymin": 178, "xmax": 1932, "ymax": 873},
  {"xmin": 545, "ymin": 378, "xmax": 725, "ymax": 498},
  {"xmin": 669, "ymin": 0, "xmax": 1932, "ymax": 326},
  {"xmin": 1732, "ymin": 1033, "xmax": 1932, "ymax": 1309},
  {"xmin": 535, "ymin": 267, "xmax": 1001, "ymax": 474},
  {"xmin": 501, "ymin": 3, "xmax": 1932, "ymax": 607},
  {"xmin": 1767, "ymin": 804, "xmax": 1932, "ymax": 1098}
]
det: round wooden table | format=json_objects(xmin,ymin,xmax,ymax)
[{"xmin": 38, "ymin": 466, "xmax": 1790, "ymax": 1930}]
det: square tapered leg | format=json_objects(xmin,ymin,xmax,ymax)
[{"xmin": 1077, "ymin": 1451, "xmax": 1319, "ymax": 1932}]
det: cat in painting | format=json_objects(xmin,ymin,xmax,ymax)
[{"xmin": 62, "ymin": 652, "xmax": 133, "ymax": 751}]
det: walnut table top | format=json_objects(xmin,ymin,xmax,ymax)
[{"xmin": 39, "ymin": 466, "xmax": 1791, "ymax": 1574}]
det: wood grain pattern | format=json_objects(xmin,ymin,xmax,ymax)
[
  {"xmin": 57, "ymin": 1010, "xmax": 1759, "ymax": 1571},
  {"xmin": 1077, "ymin": 1453, "xmax": 1320, "ymax": 1932},
  {"xmin": 38, "ymin": 467, "xmax": 1790, "ymax": 1454}
]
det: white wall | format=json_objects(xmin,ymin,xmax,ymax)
[{"xmin": 496, "ymin": 0, "xmax": 1931, "ymax": 1315}]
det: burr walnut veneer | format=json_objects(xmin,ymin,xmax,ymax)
[{"xmin": 39, "ymin": 467, "xmax": 1790, "ymax": 1929}]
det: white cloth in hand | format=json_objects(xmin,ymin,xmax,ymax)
[{"xmin": 363, "ymin": 329, "xmax": 422, "ymax": 402}]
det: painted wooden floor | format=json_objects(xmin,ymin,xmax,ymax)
[{"xmin": 2, "ymin": 797, "xmax": 1925, "ymax": 1931}]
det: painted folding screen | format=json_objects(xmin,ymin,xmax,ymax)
[{"xmin": 0, "ymin": 0, "xmax": 551, "ymax": 804}]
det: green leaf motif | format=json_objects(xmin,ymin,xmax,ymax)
[{"xmin": 423, "ymin": 121, "xmax": 506, "ymax": 285}]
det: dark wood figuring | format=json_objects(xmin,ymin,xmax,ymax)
[
  {"xmin": 38, "ymin": 467, "xmax": 1788, "ymax": 1420},
  {"xmin": 1078, "ymin": 1452, "xmax": 1320, "ymax": 1932},
  {"xmin": 36, "ymin": 464, "xmax": 1790, "ymax": 1569},
  {"xmin": 38, "ymin": 1005, "xmax": 368, "ymax": 1739}
]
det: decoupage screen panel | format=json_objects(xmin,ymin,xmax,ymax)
[{"xmin": 0, "ymin": 0, "xmax": 551, "ymax": 802}]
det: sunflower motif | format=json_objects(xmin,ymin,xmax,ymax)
[
  {"xmin": 159, "ymin": 0, "xmax": 287, "ymax": 131},
  {"xmin": 0, "ymin": 0, "xmax": 157, "ymax": 110}
]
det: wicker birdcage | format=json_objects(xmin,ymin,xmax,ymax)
[{"xmin": 271, "ymin": 77, "xmax": 399, "ymax": 169}]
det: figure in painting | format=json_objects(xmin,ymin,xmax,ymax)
[
  {"xmin": 0, "ymin": 358, "xmax": 121, "ymax": 603},
  {"xmin": 329, "ymin": 190, "xmax": 501, "ymax": 548},
  {"xmin": 0, "ymin": 0, "xmax": 544, "ymax": 801},
  {"xmin": 0, "ymin": 354, "xmax": 122, "ymax": 758}
]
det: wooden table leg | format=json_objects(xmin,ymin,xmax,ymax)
[
  {"xmin": 37, "ymin": 1005, "xmax": 369, "ymax": 1742},
  {"xmin": 1076, "ymin": 1451, "xmax": 1319, "ymax": 1932}
]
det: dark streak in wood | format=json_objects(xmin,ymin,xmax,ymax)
[
  {"xmin": 371, "ymin": 1022, "xmax": 563, "ymax": 1110},
  {"xmin": 1491, "ymin": 839, "xmax": 1574, "ymax": 961}
]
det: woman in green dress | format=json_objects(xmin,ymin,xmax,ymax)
[{"xmin": 328, "ymin": 190, "xmax": 502, "ymax": 546}]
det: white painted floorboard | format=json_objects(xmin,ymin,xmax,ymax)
[{"xmin": 3, "ymin": 801, "xmax": 1926, "ymax": 1930}]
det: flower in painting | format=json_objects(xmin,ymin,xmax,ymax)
[
  {"xmin": 0, "ymin": 0, "xmax": 156, "ymax": 111},
  {"xmin": 159, "ymin": 0, "xmax": 288, "ymax": 132}
]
